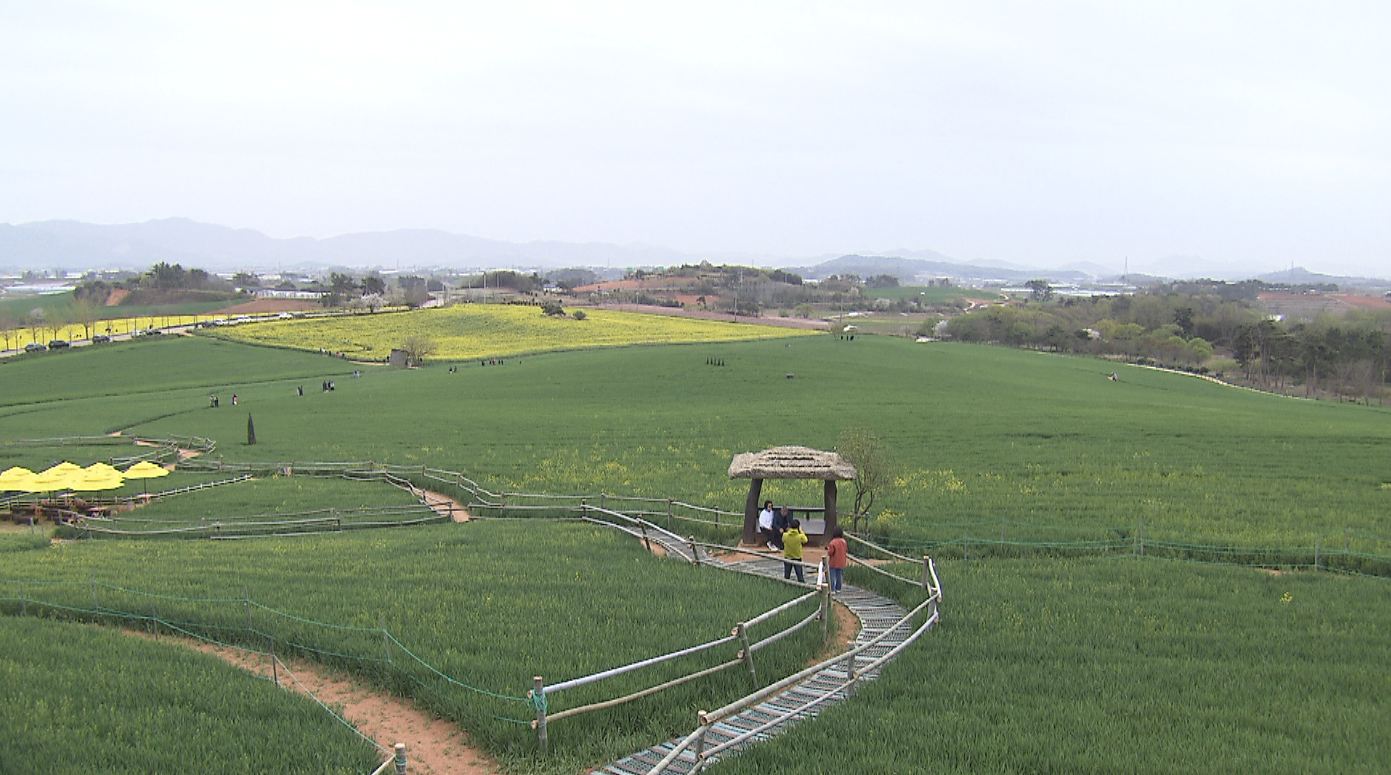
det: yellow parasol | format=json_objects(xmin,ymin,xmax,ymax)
[
  {"xmin": 70, "ymin": 468, "xmax": 125, "ymax": 492},
  {"xmin": 0, "ymin": 466, "xmax": 38, "ymax": 492},
  {"xmin": 123, "ymin": 460, "xmax": 171, "ymax": 496},
  {"xmin": 30, "ymin": 463, "xmax": 82, "ymax": 493},
  {"xmin": 83, "ymin": 462, "xmax": 123, "ymax": 479},
  {"xmin": 0, "ymin": 466, "xmax": 43, "ymax": 523}
]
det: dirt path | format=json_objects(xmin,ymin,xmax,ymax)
[
  {"xmin": 418, "ymin": 488, "xmax": 471, "ymax": 522},
  {"xmin": 123, "ymin": 629, "xmax": 499, "ymax": 775}
]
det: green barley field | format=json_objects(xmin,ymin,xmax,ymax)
[
  {"xmin": 2, "ymin": 327, "xmax": 1388, "ymax": 772},
  {"xmin": 0, "ymin": 616, "xmax": 382, "ymax": 774}
]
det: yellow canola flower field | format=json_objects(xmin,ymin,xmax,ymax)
[{"xmin": 210, "ymin": 304, "xmax": 818, "ymax": 360}]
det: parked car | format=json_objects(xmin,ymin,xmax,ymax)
[
  {"xmin": 137, "ymin": 328, "xmax": 164, "ymax": 336},
  {"xmin": 47, "ymin": 339, "xmax": 70, "ymax": 349},
  {"xmin": 92, "ymin": 334, "xmax": 112, "ymax": 344},
  {"xmin": 24, "ymin": 342, "xmax": 46, "ymax": 352}
]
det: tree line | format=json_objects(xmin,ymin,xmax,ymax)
[{"xmin": 943, "ymin": 290, "xmax": 1390, "ymax": 402}]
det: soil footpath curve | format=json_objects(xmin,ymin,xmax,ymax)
[
  {"xmin": 419, "ymin": 488, "xmax": 470, "ymax": 522},
  {"xmin": 122, "ymin": 628, "xmax": 498, "ymax": 775}
]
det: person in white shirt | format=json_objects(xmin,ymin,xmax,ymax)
[{"xmin": 757, "ymin": 500, "xmax": 777, "ymax": 550}]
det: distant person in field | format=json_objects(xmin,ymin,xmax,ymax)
[
  {"xmin": 231, "ymin": 393, "xmax": 238, "ymax": 406},
  {"xmin": 825, "ymin": 527, "xmax": 848, "ymax": 592},
  {"xmin": 758, "ymin": 500, "xmax": 777, "ymax": 549},
  {"xmin": 782, "ymin": 519, "xmax": 808, "ymax": 582}
]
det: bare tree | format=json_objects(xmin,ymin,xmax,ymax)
[
  {"xmin": 0, "ymin": 313, "xmax": 15, "ymax": 350},
  {"xmin": 400, "ymin": 334, "xmax": 437, "ymax": 367},
  {"xmin": 72, "ymin": 298, "xmax": 99, "ymax": 341},
  {"xmin": 836, "ymin": 427, "xmax": 893, "ymax": 531},
  {"xmin": 26, "ymin": 308, "xmax": 46, "ymax": 345}
]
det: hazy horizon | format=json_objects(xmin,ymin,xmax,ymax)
[{"xmin": 2, "ymin": 2, "xmax": 1387, "ymax": 277}]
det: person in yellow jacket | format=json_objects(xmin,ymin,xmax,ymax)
[{"xmin": 782, "ymin": 519, "xmax": 809, "ymax": 583}]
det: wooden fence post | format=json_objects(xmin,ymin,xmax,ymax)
[
  {"xmin": 600, "ymin": 493, "xmax": 606, "ymax": 511},
  {"xmin": 270, "ymin": 636, "xmax": 279, "ymax": 687},
  {"xmin": 1314, "ymin": 542, "xmax": 1321, "ymax": 571},
  {"xmin": 640, "ymin": 522, "xmax": 652, "ymax": 554},
  {"xmin": 693, "ymin": 717, "xmax": 708, "ymax": 762},
  {"xmin": 735, "ymin": 623, "xmax": 757, "ymax": 683},
  {"xmin": 688, "ymin": 535, "xmax": 701, "ymax": 566},
  {"xmin": 820, "ymin": 558, "xmax": 831, "ymax": 641},
  {"xmin": 530, "ymin": 676, "xmax": 548, "ymax": 754},
  {"xmin": 922, "ymin": 555, "xmax": 930, "ymax": 590},
  {"xmin": 666, "ymin": 498, "xmax": 674, "ymax": 529},
  {"xmin": 393, "ymin": 742, "xmax": 407, "ymax": 775}
]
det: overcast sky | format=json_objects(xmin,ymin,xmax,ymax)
[{"xmin": 2, "ymin": 1, "xmax": 1387, "ymax": 276}]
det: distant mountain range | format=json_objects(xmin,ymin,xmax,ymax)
[
  {"xmin": 1254, "ymin": 266, "xmax": 1391, "ymax": 290},
  {"xmin": 1, "ymin": 219, "xmax": 1384, "ymax": 289},
  {"xmin": 794, "ymin": 254, "xmax": 1095, "ymax": 284},
  {"xmin": 0, "ymin": 218, "xmax": 690, "ymax": 273}
]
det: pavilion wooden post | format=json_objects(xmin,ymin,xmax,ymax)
[
  {"xmin": 820, "ymin": 480, "xmax": 838, "ymax": 547},
  {"xmin": 742, "ymin": 477, "xmax": 764, "ymax": 545}
]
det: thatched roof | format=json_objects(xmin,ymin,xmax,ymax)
[{"xmin": 728, "ymin": 446, "xmax": 856, "ymax": 481}]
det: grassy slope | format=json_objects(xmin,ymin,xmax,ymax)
[
  {"xmin": 14, "ymin": 334, "xmax": 1373, "ymax": 552},
  {"xmin": 0, "ymin": 335, "xmax": 352, "ymax": 410},
  {"xmin": 3, "ymin": 331, "xmax": 1389, "ymax": 771},
  {"xmin": 80, "ymin": 476, "xmax": 430, "ymax": 534},
  {"xmin": 0, "ymin": 616, "xmax": 380, "ymax": 774},
  {"xmin": 717, "ymin": 557, "xmax": 1391, "ymax": 774},
  {"xmin": 0, "ymin": 522, "xmax": 822, "ymax": 774}
]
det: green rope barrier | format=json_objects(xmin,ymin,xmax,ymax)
[{"xmin": 384, "ymin": 631, "xmax": 529, "ymax": 703}]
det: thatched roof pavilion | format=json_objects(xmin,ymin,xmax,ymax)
[
  {"xmin": 730, "ymin": 446, "xmax": 856, "ymax": 546},
  {"xmin": 728, "ymin": 446, "xmax": 857, "ymax": 481}
]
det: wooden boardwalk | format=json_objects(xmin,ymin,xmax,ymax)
[{"xmin": 596, "ymin": 552, "xmax": 911, "ymax": 774}]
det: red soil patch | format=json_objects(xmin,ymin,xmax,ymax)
[
  {"xmin": 214, "ymin": 298, "xmax": 321, "ymax": 314},
  {"xmin": 104, "ymin": 288, "xmax": 130, "ymax": 306},
  {"xmin": 671, "ymin": 293, "xmax": 720, "ymax": 307},
  {"xmin": 572, "ymin": 278, "xmax": 687, "ymax": 293},
  {"xmin": 818, "ymin": 601, "xmax": 858, "ymax": 660},
  {"xmin": 123, "ymin": 630, "xmax": 499, "ymax": 775},
  {"xmin": 1334, "ymin": 294, "xmax": 1391, "ymax": 310}
]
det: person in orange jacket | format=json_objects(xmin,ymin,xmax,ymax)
[{"xmin": 825, "ymin": 527, "xmax": 848, "ymax": 592}]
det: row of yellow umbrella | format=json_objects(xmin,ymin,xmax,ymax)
[{"xmin": 0, "ymin": 460, "xmax": 170, "ymax": 494}]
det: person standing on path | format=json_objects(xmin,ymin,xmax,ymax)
[
  {"xmin": 825, "ymin": 528, "xmax": 848, "ymax": 592},
  {"xmin": 782, "ymin": 519, "xmax": 808, "ymax": 583}
]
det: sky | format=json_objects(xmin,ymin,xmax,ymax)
[{"xmin": 1, "ymin": 0, "xmax": 1388, "ymax": 276}]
